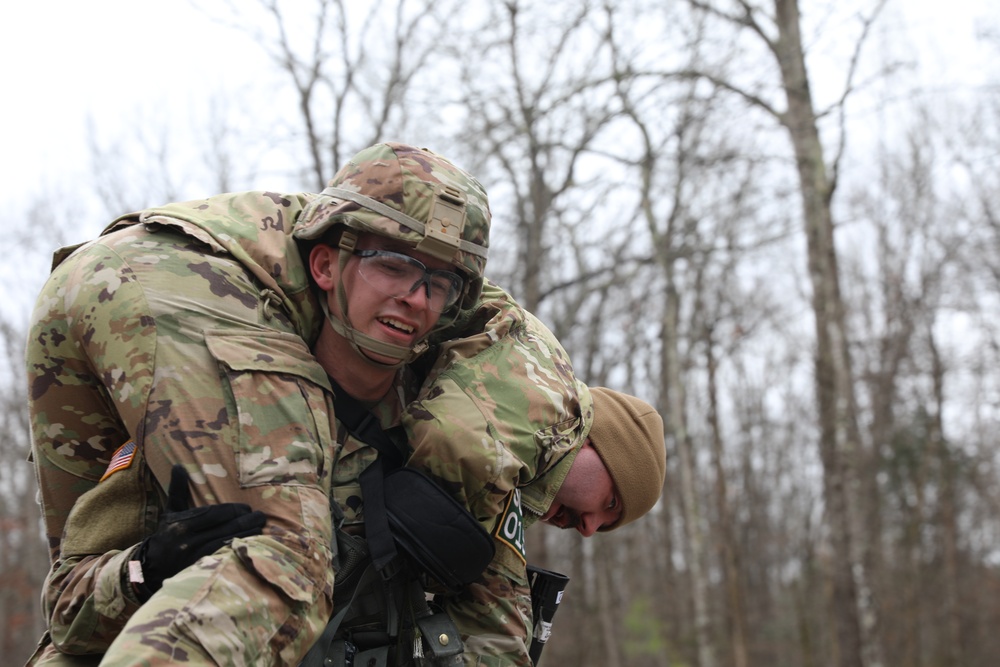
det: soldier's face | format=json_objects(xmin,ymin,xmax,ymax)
[
  {"xmin": 311, "ymin": 233, "xmax": 449, "ymax": 364},
  {"xmin": 541, "ymin": 442, "xmax": 622, "ymax": 536}
]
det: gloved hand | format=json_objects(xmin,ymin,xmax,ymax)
[{"xmin": 131, "ymin": 464, "xmax": 266, "ymax": 601}]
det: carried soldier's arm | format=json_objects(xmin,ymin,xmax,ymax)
[{"xmin": 403, "ymin": 285, "xmax": 591, "ymax": 666}]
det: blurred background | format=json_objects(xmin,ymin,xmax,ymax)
[{"xmin": 2, "ymin": 1, "xmax": 998, "ymax": 665}]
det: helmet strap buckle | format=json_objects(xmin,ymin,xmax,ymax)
[{"xmin": 338, "ymin": 229, "xmax": 358, "ymax": 254}]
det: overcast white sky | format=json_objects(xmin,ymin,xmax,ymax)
[
  {"xmin": 0, "ymin": 1, "xmax": 995, "ymax": 208},
  {"xmin": 1, "ymin": 2, "xmax": 271, "ymax": 199}
]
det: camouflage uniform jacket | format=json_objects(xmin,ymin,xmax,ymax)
[{"xmin": 27, "ymin": 191, "xmax": 338, "ymax": 666}]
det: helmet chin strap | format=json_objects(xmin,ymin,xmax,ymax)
[
  {"xmin": 320, "ymin": 249, "xmax": 429, "ymax": 370},
  {"xmin": 319, "ymin": 297, "xmax": 427, "ymax": 369}
]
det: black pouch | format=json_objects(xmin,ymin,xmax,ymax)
[
  {"xmin": 415, "ymin": 612, "xmax": 464, "ymax": 661},
  {"xmin": 382, "ymin": 467, "xmax": 496, "ymax": 590}
]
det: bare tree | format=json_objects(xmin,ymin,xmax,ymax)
[
  {"xmin": 674, "ymin": 2, "xmax": 891, "ymax": 665},
  {"xmin": 0, "ymin": 313, "xmax": 46, "ymax": 664},
  {"xmin": 452, "ymin": 0, "xmax": 624, "ymax": 312},
  {"xmin": 212, "ymin": 0, "xmax": 465, "ymax": 190}
]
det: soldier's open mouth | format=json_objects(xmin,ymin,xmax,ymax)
[{"xmin": 377, "ymin": 317, "xmax": 415, "ymax": 334}]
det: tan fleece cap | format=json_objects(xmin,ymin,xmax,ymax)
[{"xmin": 588, "ymin": 387, "xmax": 666, "ymax": 529}]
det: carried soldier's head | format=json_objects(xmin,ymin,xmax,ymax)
[
  {"xmin": 541, "ymin": 388, "xmax": 666, "ymax": 534},
  {"xmin": 295, "ymin": 142, "xmax": 491, "ymax": 367}
]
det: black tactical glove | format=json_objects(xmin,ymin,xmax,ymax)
[{"xmin": 131, "ymin": 464, "xmax": 266, "ymax": 601}]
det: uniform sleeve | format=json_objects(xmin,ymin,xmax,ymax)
[
  {"xmin": 404, "ymin": 313, "xmax": 590, "ymax": 522},
  {"xmin": 42, "ymin": 548, "xmax": 143, "ymax": 654},
  {"xmin": 437, "ymin": 530, "xmax": 534, "ymax": 667},
  {"xmin": 402, "ymin": 378, "xmax": 551, "ymax": 667},
  {"xmin": 403, "ymin": 306, "xmax": 590, "ymax": 665},
  {"xmin": 28, "ymin": 231, "xmax": 337, "ymax": 666},
  {"xmin": 404, "ymin": 368, "xmax": 534, "ymax": 521}
]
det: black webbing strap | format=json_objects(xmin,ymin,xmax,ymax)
[
  {"xmin": 327, "ymin": 376, "xmax": 405, "ymax": 573},
  {"xmin": 299, "ymin": 560, "xmax": 378, "ymax": 667},
  {"xmin": 299, "ymin": 377, "xmax": 411, "ymax": 667}
]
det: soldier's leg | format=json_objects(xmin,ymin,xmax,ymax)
[
  {"xmin": 28, "ymin": 237, "xmax": 161, "ymax": 655},
  {"xmin": 103, "ymin": 225, "xmax": 336, "ymax": 665},
  {"xmin": 36, "ymin": 225, "xmax": 335, "ymax": 666}
]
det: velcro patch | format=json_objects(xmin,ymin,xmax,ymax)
[
  {"xmin": 100, "ymin": 439, "xmax": 137, "ymax": 482},
  {"xmin": 493, "ymin": 489, "xmax": 526, "ymax": 565}
]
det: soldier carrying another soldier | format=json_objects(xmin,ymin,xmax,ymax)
[{"xmin": 25, "ymin": 142, "xmax": 666, "ymax": 666}]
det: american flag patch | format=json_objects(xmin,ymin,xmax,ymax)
[{"xmin": 100, "ymin": 439, "xmax": 137, "ymax": 482}]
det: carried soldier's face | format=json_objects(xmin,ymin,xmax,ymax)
[{"xmin": 540, "ymin": 443, "xmax": 622, "ymax": 536}]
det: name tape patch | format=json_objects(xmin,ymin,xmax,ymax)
[{"xmin": 493, "ymin": 489, "xmax": 526, "ymax": 565}]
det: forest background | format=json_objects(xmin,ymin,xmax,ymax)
[{"xmin": 1, "ymin": 1, "xmax": 998, "ymax": 666}]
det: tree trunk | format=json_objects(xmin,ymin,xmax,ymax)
[
  {"xmin": 594, "ymin": 539, "xmax": 624, "ymax": 667},
  {"xmin": 705, "ymin": 331, "xmax": 749, "ymax": 667},
  {"xmin": 772, "ymin": 1, "xmax": 883, "ymax": 666},
  {"xmin": 927, "ymin": 328, "xmax": 962, "ymax": 667},
  {"xmin": 663, "ymin": 281, "xmax": 716, "ymax": 667}
]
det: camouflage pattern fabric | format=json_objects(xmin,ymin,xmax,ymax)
[
  {"xmin": 320, "ymin": 280, "xmax": 592, "ymax": 667},
  {"xmin": 26, "ymin": 192, "xmax": 337, "ymax": 665},
  {"xmin": 26, "ymin": 193, "xmax": 590, "ymax": 666},
  {"xmin": 293, "ymin": 142, "xmax": 492, "ymax": 284},
  {"xmin": 401, "ymin": 281, "xmax": 592, "ymax": 666}
]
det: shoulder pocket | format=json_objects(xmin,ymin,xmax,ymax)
[{"xmin": 205, "ymin": 329, "xmax": 333, "ymax": 488}]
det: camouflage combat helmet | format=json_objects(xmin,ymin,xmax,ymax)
[
  {"xmin": 293, "ymin": 142, "xmax": 491, "ymax": 366},
  {"xmin": 294, "ymin": 142, "xmax": 491, "ymax": 307}
]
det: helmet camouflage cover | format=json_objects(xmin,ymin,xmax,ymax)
[{"xmin": 293, "ymin": 142, "xmax": 491, "ymax": 304}]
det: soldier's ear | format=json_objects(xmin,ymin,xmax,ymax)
[{"xmin": 309, "ymin": 244, "xmax": 339, "ymax": 291}]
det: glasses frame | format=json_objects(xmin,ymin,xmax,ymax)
[{"xmin": 352, "ymin": 249, "xmax": 465, "ymax": 313}]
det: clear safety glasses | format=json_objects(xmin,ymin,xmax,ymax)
[{"xmin": 353, "ymin": 249, "xmax": 464, "ymax": 313}]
